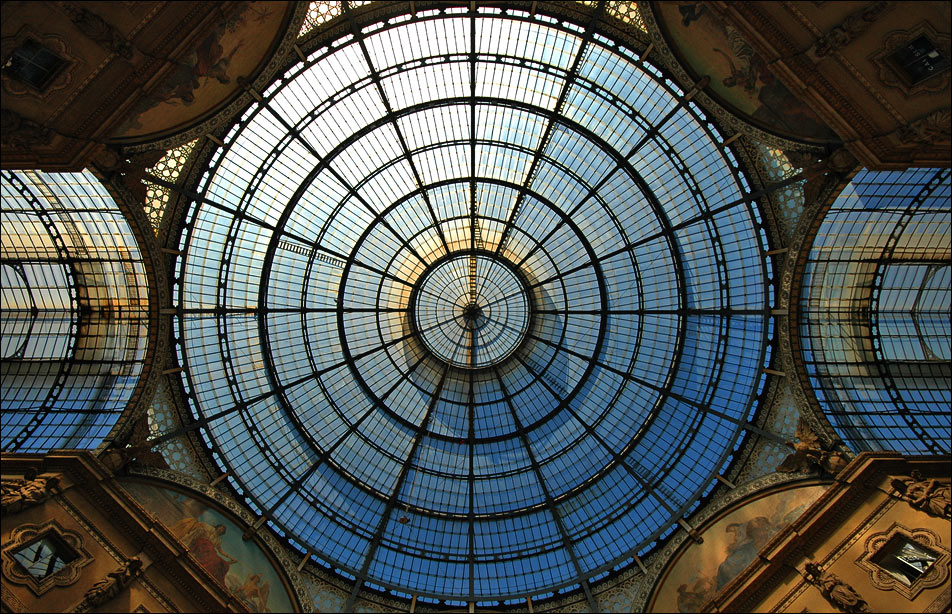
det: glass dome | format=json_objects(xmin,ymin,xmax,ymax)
[{"xmin": 175, "ymin": 5, "xmax": 772, "ymax": 601}]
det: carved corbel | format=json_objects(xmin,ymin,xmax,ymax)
[
  {"xmin": 72, "ymin": 556, "xmax": 142, "ymax": 613},
  {"xmin": 1, "ymin": 475, "xmax": 60, "ymax": 516},
  {"xmin": 813, "ymin": 2, "xmax": 890, "ymax": 58}
]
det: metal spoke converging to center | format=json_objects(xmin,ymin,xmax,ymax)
[
  {"xmin": 176, "ymin": 2, "xmax": 775, "ymax": 603},
  {"xmin": 411, "ymin": 253, "xmax": 532, "ymax": 369}
]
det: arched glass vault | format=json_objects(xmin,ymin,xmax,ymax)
[
  {"xmin": 1, "ymin": 170, "xmax": 149, "ymax": 453},
  {"xmin": 174, "ymin": 4, "xmax": 774, "ymax": 602},
  {"xmin": 799, "ymin": 167, "xmax": 951, "ymax": 455}
]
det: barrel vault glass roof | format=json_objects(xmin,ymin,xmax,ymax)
[
  {"xmin": 174, "ymin": 4, "xmax": 774, "ymax": 602},
  {"xmin": 800, "ymin": 167, "xmax": 951, "ymax": 456},
  {"xmin": 1, "ymin": 170, "xmax": 148, "ymax": 453}
]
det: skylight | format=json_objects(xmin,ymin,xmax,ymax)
[{"xmin": 175, "ymin": 5, "xmax": 772, "ymax": 602}]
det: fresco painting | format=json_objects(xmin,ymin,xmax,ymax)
[
  {"xmin": 656, "ymin": 2, "xmax": 838, "ymax": 142},
  {"xmin": 119, "ymin": 479, "xmax": 294, "ymax": 613},
  {"xmin": 650, "ymin": 484, "xmax": 829, "ymax": 613},
  {"xmin": 115, "ymin": 2, "xmax": 289, "ymax": 138}
]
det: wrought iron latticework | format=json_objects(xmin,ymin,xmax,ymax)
[{"xmin": 172, "ymin": 1, "xmax": 775, "ymax": 603}]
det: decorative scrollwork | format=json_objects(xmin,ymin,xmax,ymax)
[{"xmin": 1, "ymin": 475, "xmax": 59, "ymax": 516}]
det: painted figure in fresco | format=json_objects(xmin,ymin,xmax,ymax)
[
  {"xmin": 715, "ymin": 516, "xmax": 772, "ymax": 590},
  {"xmin": 891, "ymin": 471, "xmax": 952, "ymax": 518},
  {"xmin": 171, "ymin": 517, "xmax": 238, "ymax": 583},
  {"xmin": 677, "ymin": 3, "xmax": 706, "ymax": 27},
  {"xmin": 237, "ymin": 572, "xmax": 272, "ymax": 612},
  {"xmin": 712, "ymin": 25, "xmax": 774, "ymax": 94},
  {"xmin": 676, "ymin": 576, "xmax": 715, "ymax": 613},
  {"xmin": 167, "ymin": 36, "xmax": 244, "ymax": 105}
]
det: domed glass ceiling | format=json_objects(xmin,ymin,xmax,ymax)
[{"xmin": 175, "ymin": 5, "xmax": 773, "ymax": 602}]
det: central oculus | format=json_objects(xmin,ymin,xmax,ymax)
[{"xmin": 410, "ymin": 253, "xmax": 531, "ymax": 369}]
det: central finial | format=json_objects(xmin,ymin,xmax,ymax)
[{"xmin": 462, "ymin": 302, "xmax": 483, "ymax": 323}]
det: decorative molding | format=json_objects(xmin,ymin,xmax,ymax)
[
  {"xmin": 0, "ymin": 583, "xmax": 31, "ymax": 614},
  {"xmin": 925, "ymin": 585, "xmax": 952, "ymax": 613},
  {"xmin": 856, "ymin": 523, "xmax": 950, "ymax": 600},
  {"xmin": 871, "ymin": 22, "xmax": 951, "ymax": 96},
  {"xmin": 0, "ymin": 520, "xmax": 94, "ymax": 597},
  {"xmin": 0, "ymin": 27, "xmax": 79, "ymax": 99}
]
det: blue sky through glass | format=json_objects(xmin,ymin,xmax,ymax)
[{"xmin": 176, "ymin": 8, "xmax": 771, "ymax": 600}]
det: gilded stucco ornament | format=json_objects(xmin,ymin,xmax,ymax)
[
  {"xmin": 890, "ymin": 472, "xmax": 952, "ymax": 519},
  {"xmin": 803, "ymin": 561, "xmax": 870, "ymax": 613},
  {"xmin": 1, "ymin": 475, "xmax": 59, "ymax": 516},
  {"xmin": 72, "ymin": 557, "xmax": 143, "ymax": 613}
]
